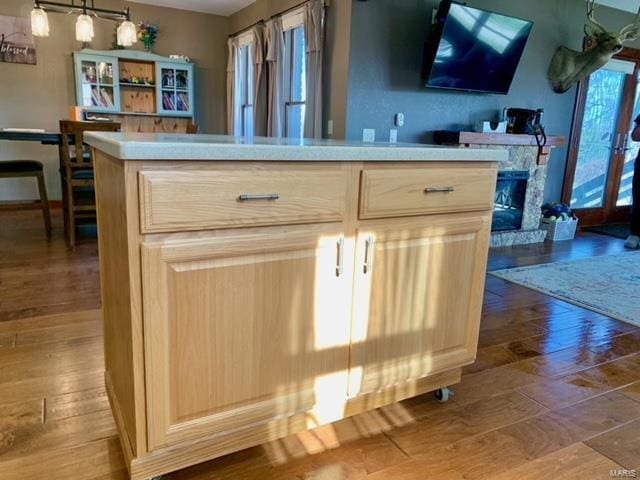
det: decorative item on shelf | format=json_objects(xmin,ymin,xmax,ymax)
[
  {"xmin": 29, "ymin": 0, "xmax": 137, "ymax": 46},
  {"xmin": 540, "ymin": 202, "xmax": 579, "ymax": 241},
  {"xmin": 138, "ymin": 22, "xmax": 158, "ymax": 52},
  {"xmin": 476, "ymin": 120, "xmax": 508, "ymax": 134},
  {"xmin": 169, "ymin": 54, "xmax": 191, "ymax": 62}
]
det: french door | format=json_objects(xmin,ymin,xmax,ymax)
[{"xmin": 563, "ymin": 49, "xmax": 640, "ymax": 226}]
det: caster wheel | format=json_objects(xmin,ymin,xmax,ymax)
[{"xmin": 434, "ymin": 387, "xmax": 453, "ymax": 403}]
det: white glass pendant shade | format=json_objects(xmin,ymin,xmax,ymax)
[
  {"xmin": 75, "ymin": 14, "xmax": 94, "ymax": 42},
  {"xmin": 30, "ymin": 8, "xmax": 50, "ymax": 37},
  {"xmin": 117, "ymin": 20, "xmax": 137, "ymax": 47}
]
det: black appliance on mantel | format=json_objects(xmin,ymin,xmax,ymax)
[{"xmin": 422, "ymin": 0, "xmax": 533, "ymax": 95}]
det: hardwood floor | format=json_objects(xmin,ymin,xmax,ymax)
[{"xmin": 1, "ymin": 209, "xmax": 638, "ymax": 479}]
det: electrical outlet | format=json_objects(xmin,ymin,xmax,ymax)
[
  {"xmin": 389, "ymin": 128, "xmax": 398, "ymax": 144},
  {"xmin": 395, "ymin": 113, "xmax": 405, "ymax": 127},
  {"xmin": 327, "ymin": 120, "xmax": 333, "ymax": 136},
  {"xmin": 362, "ymin": 128, "xmax": 376, "ymax": 143}
]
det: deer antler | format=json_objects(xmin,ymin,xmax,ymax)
[
  {"xmin": 620, "ymin": 5, "xmax": 640, "ymax": 41},
  {"xmin": 585, "ymin": 0, "xmax": 609, "ymax": 35}
]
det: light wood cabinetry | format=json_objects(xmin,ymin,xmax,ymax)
[
  {"xmin": 93, "ymin": 155, "xmax": 497, "ymax": 480},
  {"xmin": 141, "ymin": 225, "xmax": 354, "ymax": 449},
  {"xmin": 349, "ymin": 213, "xmax": 491, "ymax": 396}
]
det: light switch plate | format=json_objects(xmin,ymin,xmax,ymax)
[
  {"xmin": 327, "ymin": 120, "xmax": 333, "ymax": 136},
  {"xmin": 362, "ymin": 128, "xmax": 376, "ymax": 143}
]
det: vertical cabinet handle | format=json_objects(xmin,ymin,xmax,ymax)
[
  {"xmin": 363, "ymin": 236, "xmax": 374, "ymax": 274},
  {"xmin": 336, "ymin": 237, "xmax": 344, "ymax": 277}
]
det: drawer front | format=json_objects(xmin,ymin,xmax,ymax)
[
  {"xmin": 139, "ymin": 165, "xmax": 348, "ymax": 233},
  {"xmin": 359, "ymin": 166, "xmax": 496, "ymax": 219}
]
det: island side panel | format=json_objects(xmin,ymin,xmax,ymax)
[{"xmin": 94, "ymin": 150, "xmax": 144, "ymax": 461}]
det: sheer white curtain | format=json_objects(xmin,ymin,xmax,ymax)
[
  {"xmin": 252, "ymin": 25, "xmax": 268, "ymax": 137},
  {"xmin": 265, "ymin": 17, "xmax": 286, "ymax": 138},
  {"xmin": 304, "ymin": 0, "xmax": 324, "ymax": 139},
  {"xmin": 226, "ymin": 36, "xmax": 239, "ymax": 135}
]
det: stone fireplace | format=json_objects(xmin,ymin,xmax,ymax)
[{"xmin": 433, "ymin": 131, "xmax": 565, "ymax": 247}]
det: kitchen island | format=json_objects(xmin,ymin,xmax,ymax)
[{"xmin": 86, "ymin": 132, "xmax": 505, "ymax": 480}]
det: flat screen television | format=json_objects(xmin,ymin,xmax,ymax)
[{"xmin": 422, "ymin": 1, "xmax": 533, "ymax": 95}]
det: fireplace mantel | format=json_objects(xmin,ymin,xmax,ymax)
[{"xmin": 433, "ymin": 131, "xmax": 565, "ymax": 165}]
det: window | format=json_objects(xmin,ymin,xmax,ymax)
[
  {"xmin": 235, "ymin": 34, "xmax": 254, "ymax": 136},
  {"xmin": 283, "ymin": 15, "xmax": 306, "ymax": 140}
]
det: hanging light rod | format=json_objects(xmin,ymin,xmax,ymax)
[
  {"xmin": 31, "ymin": 0, "xmax": 137, "ymax": 46},
  {"xmin": 33, "ymin": 0, "xmax": 130, "ymax": 21}
]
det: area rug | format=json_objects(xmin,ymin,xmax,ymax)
[
  {"xmin": 583, "ymin": 223, "xmax": 630, "ymax": 239},
  {"xmin": 491, "ymin": 252, "xmax": 640, "ymax": 327}
]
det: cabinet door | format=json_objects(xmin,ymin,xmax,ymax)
[
  {"xmin": 349, "ymin": 213, "xmax": 491, "ymax": 396},
  {"xmin": 74, "ymin": 54, "xmax": 120, "ymax": 112},
  {"xmin": 156, "ymin": 62, "xmax": 194, "ymax": 116},
  {"xmin": 142, "ymin": 225, "xmax": 354, "ymax": 449}
]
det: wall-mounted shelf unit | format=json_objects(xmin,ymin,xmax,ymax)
[{"xmin": 73, "ymin": 49, "xmax": 195, "ymax": 132}]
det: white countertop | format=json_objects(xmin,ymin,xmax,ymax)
[{"xmin": 85, "ymin": 132, "xmax": 507, "ymax": 162}]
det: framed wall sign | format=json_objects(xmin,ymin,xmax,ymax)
[{"xmin": 0, "ymin": 15, "xmax": 37, "ymax": 65}]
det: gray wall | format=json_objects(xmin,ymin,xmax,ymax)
[{"xmin": 346, "ymin": 0, "xmax": 640, "ymax": 202}]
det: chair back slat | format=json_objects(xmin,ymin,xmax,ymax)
[{"xmin": 59, "ymin": 120, "xmax": 121, "ymax": 169}]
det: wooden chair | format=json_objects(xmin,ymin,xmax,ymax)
[
  {"xmin": 59, "ymin": 120, "xmax": 120, "ymax": 247},
  {"xmin": 0, "ymin": 160, "xmax": 52, "ymax": 238}
]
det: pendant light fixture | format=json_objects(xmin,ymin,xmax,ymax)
[
  {"xmin": 30, "ymin": 7, "xmax": 50, "ymax": 37},
  {"xmin": 30, "ymin": 1, "xmax": 136, "ymax": 46},
  {"xmin": 75, "ymin": 14, "xmax": 94, "ymax": 42},
  {"xmin": 117, "ymin": 19, "xmax": 137, "ymax": 47}
]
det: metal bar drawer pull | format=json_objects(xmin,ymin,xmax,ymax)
[
  {"xmin": 237, "ymin": 194, "xmax": 280, "ymax": 201},
  {"xmin": 424, "ymin": 187, "xmax": 455, "ymax": 194}
]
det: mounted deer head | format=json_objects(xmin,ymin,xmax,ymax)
[{"xmin": 548, "ymin": 0, "xmax": 640, "ymax": 94}]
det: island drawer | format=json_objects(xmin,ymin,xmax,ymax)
[
  {"xmin": 359, "ymin": 165, "xmax": 496, "ymax": 219},
  {"xmin": 138, "ymin": 165, "xmax": 349, "ymax": 233}
]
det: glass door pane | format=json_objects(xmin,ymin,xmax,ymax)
[
  {"xmin": 97, "ymin": 61, "xmax": 113, "ymax": 85},
  {"xmin": 617, "ymin": 83, "xmax": 640, "ymax": 206},
  {"xmin": 570, "ymin": 68, "xmax": 626, "ymax": 209},
  {"xmin": 81, "ymin": 60, "xmax": 97, "ymax": 84}
]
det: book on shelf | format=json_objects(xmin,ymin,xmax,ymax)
[
  {"xmin": 99, "ymin": 88, "xmax": 114, "ymax": 107},
  {"xmin": 177, "ymin": 92, "xmax": 190, "ymax": 111},
  {"xmin": 162, "ymin": 92, "xmax": 175, "ymax": 110},
  {"xmin": 90, "ymin": 87, "xmax": 114, "ymax": 108}
]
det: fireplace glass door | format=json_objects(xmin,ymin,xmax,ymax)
[{"xmin": 492, "ymin": 171, "xmax": 530, "ymax": 232}]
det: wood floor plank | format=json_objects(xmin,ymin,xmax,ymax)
[
  {"xmin": 586, "ymin": 419, "xmax": 640, "ymax": 470},
  {"xmin": 385, "ymin": 391, "xmax": 547, "ymax": 457},
  {"xmin": 0, "ymin": 408, "xmax": 116, "ymax": 462},
  {"xmin": 0, "ymin": 436, "xmax": 126, "ymax": 480},
  {"xmin": 367, "ymin": 391, "xmax": 640, "ymax": 480},
  {"xmin": 517, "ymin": 353, "xmax": 640, "ymax": 409},
  {"xmin": 489, "ymin": 443, "xmax": 623, "ymax": 480}
]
